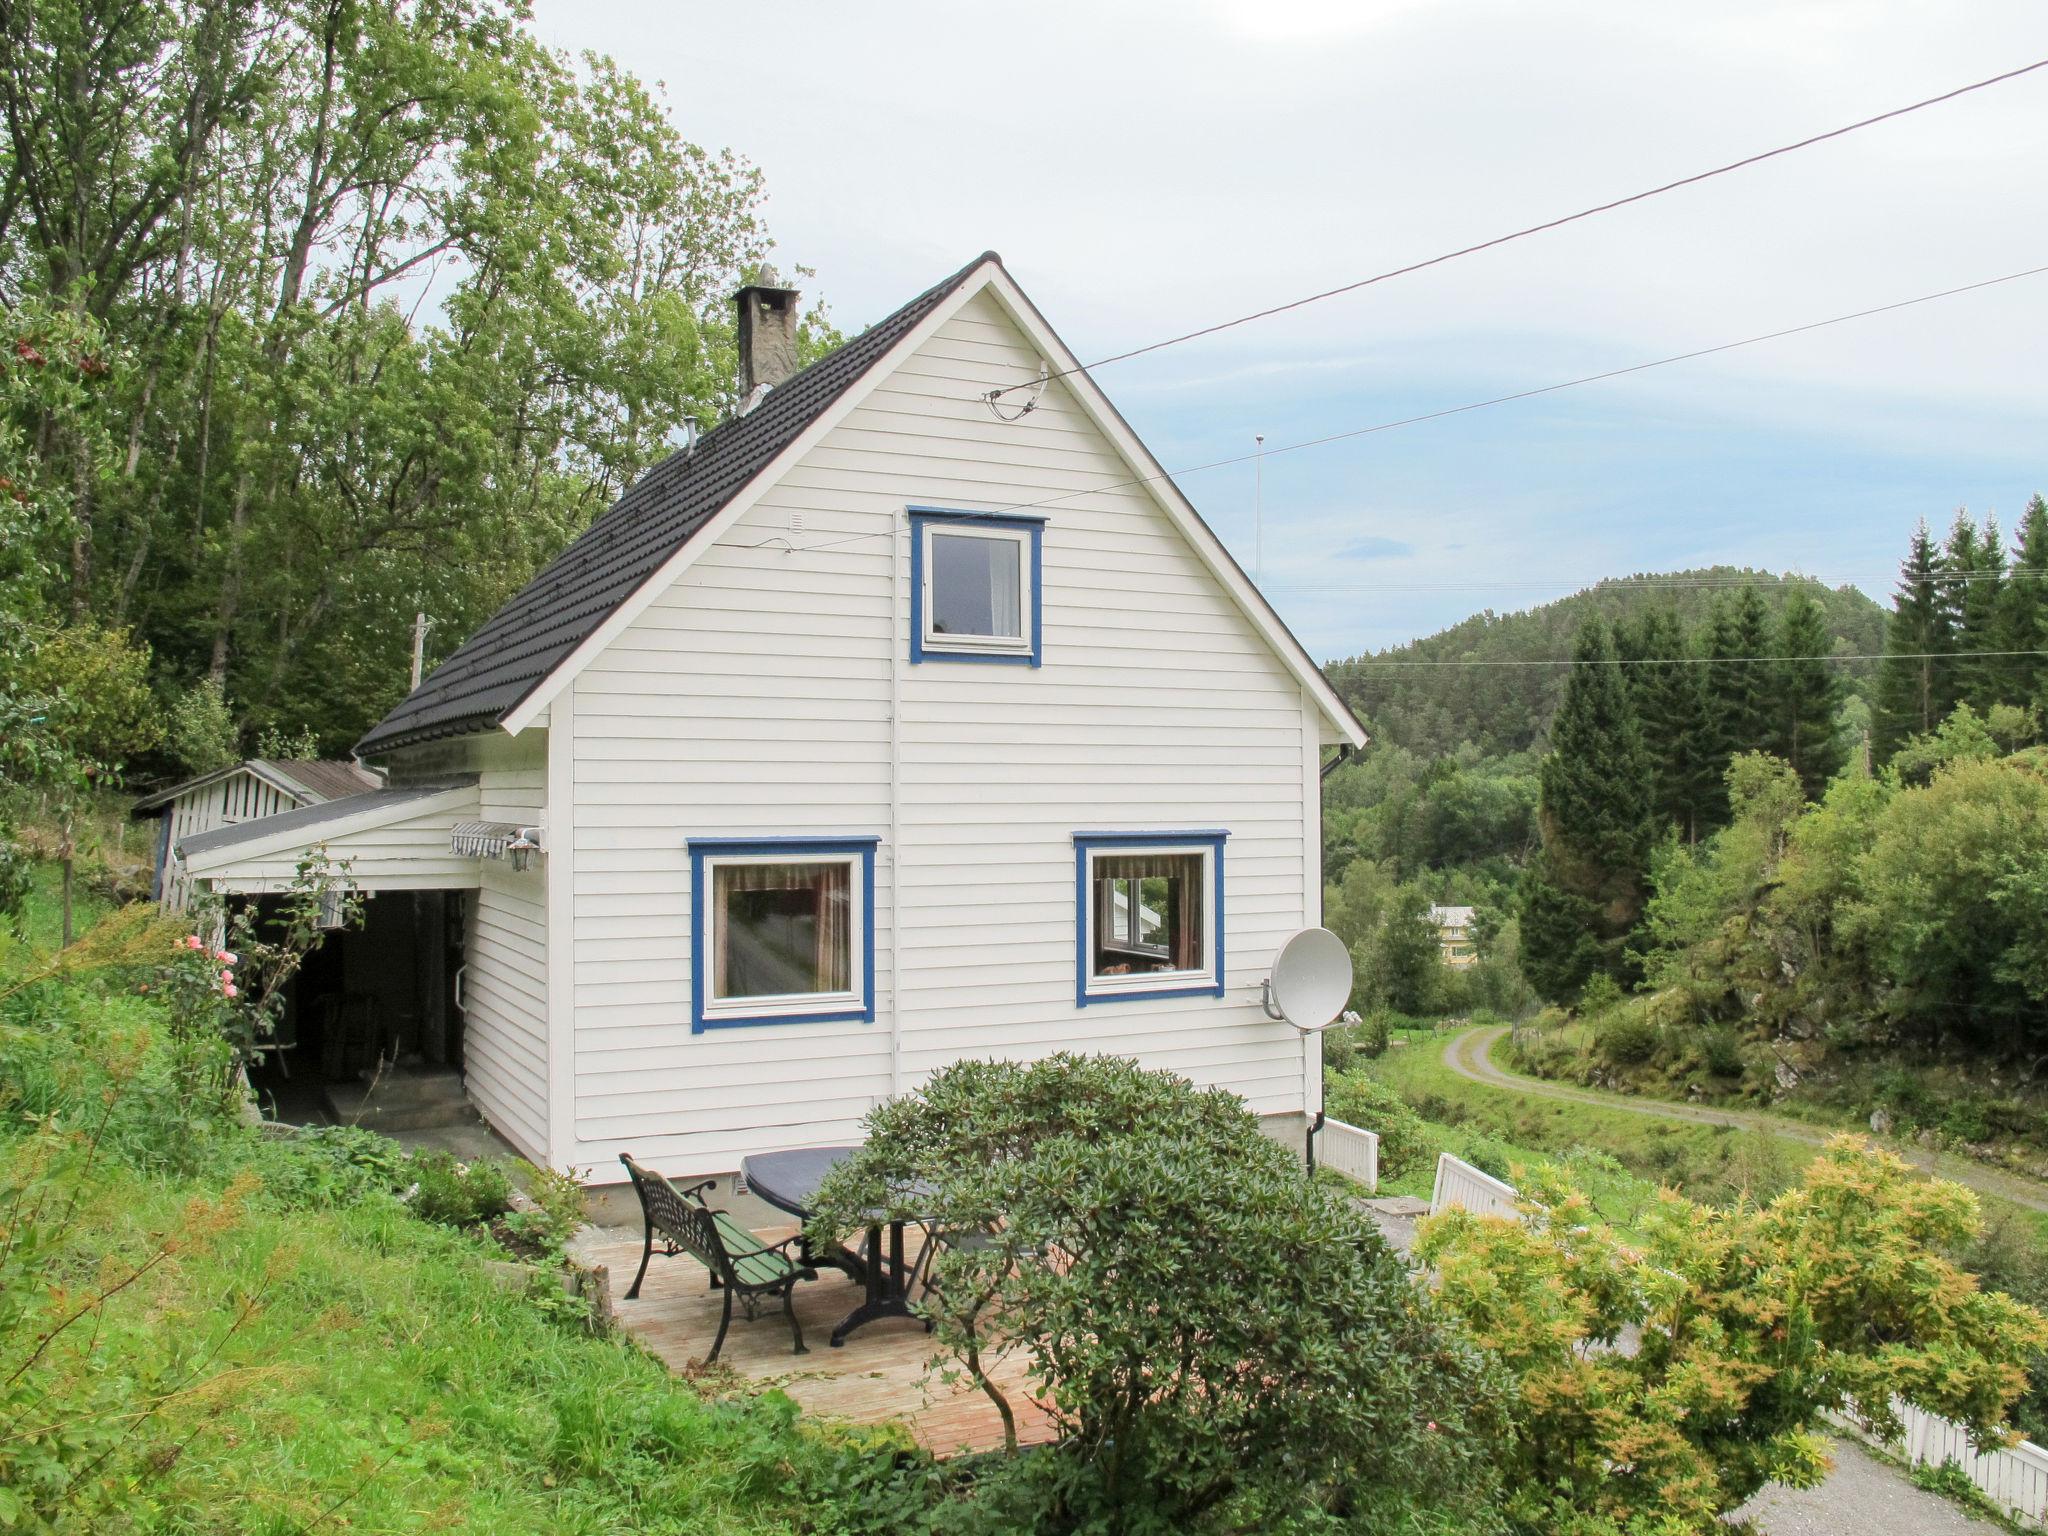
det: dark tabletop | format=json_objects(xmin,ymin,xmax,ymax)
[{"xmin": 740, "ymin": 1145, "xmax": 858, "ymax": 1220}]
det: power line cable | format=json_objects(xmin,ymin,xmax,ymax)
[
  {"xmin": 1271, "ymin": 568, "xmax": 2048, "ymax": 593},
  {"xmin": 798, "ymin": 261, "xmax": 2048, "ymax": 557},
  {"xmin": 1339, "ymin": 649, "xmax": 2048, "ymax": 669},
  {"xmin": 987, "ymin": 55, "xmax": 2048, "ymax": 398}
]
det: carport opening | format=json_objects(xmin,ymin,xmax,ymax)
[{"xmin": 246, "ymin": 889, "xmax": 467, "ymax": 1126}]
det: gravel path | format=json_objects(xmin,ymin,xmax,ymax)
[
  {"xmin": 1442, "ymin": 1026, "xmax": 2048, "ymax": 1214},
  {"xmin": 1735, "ymin": 1436, "xmax": 2005, "ymax": 1535}
]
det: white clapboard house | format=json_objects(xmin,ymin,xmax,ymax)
[{"xmin": 172, "ymin": 252, "xmax": 1367, "ymax": 1179}]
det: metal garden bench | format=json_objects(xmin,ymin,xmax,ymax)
[{"xmin": 618, "ymin": 1153, "xmax": 816, "ymax": 1362}]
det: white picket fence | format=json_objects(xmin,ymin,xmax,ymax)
[
  {"xmin": 1845, "ymin": 1399, "xmax": 2048, "ymax": 1528},
  {"xmin": 1317, "ymin": 1118, "xmax": 1379, "ymax": 1190},
  {"xmin": 1418, "ymin": 1154, "xmax": 2048, "ymax": 1525},
  {"xmin": 1429, "ymin": 1152, "xmax": 1522, "ymax": 1220}
]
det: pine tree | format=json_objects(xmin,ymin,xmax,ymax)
[
  {"xmin": 1770, "ymin": 585, "xmax": 1845, "ymax": 798},
  {"xmin": 1621, "ymin": 606, "xmax": 1714, "ymax": 840},
  {"xmin": 1956, "ymin": 511, "xmax": 2007, "ymax": 712},
  {"xmin": 1873, "ymin": 521, "xmax": 1953, "ymax": 766},
  {"xmin": 1995, "ymin": 494, "xmax": 2048, "ymax": 721},
  {"xmin": 1700, "ymin": 588, "xmax": 1772, "ymax": 827},
  {"xmin": 1518, "ymin": 619, "xmax": 1654, "ymax": 1000}
]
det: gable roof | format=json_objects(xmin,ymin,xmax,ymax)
[
  {"xmin": 354, "ymin": 253, "xmax": 993, "ymax": 757},
  {"xmin": 356, "ymin": 251, "xmax": 1366, "ymax": 758},
  {"xmin": 132, "ymin": 758, "xmax": 380, "ymax": 814}
]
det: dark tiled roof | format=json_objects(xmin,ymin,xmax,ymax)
[
  {"xmin": 177, "ymin": 780, "xmax": 475, "ymax": 863},
  {"xmin": 355, "ymin": 252, "xmax": 997, "ymax": 758},
  {"xmin": 266, "ymin": 759, "xmax": 382, "ymax": 802}
]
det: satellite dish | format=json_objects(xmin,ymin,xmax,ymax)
[{"xmin": 1261, "ymin": 927, "xmax": 1353, "ymax": 1032}]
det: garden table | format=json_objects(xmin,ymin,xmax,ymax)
[{"xmin": 738, "ymin": 1145, "xmax": 929, "ymax": 1348}]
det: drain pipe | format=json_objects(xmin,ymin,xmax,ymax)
[{"xmin": 1306, "ymin": 1109, "xmax": 1326, "ymax": 1175}]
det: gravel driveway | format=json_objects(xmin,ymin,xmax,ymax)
[{"xmin": 1735, "ymin": 1436, "xmax": 2004, "ymax": 1534}]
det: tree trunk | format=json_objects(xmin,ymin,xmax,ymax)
[
  {"xmin": 68, "ymin": 436, "xmax": 93, "ymax": 620},
  {"xmin": 208, "ymin": 475, "xmax": 250, "ymax": 686}
]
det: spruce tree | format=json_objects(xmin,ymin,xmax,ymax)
[
  {"xmin": 1622, "ymin": 606, "xmax": 1714, "ymax": 840},
  {"xmin": 1700, "ymin": 588, "xmax": 1772, "ymax": 827},
  {"xmin": 1873, "ymin": 521, "xmax": 1952, "ymax": 766},
  {"xmin": 1957, "ymin": 512, "xmax": 2007, "ymax": 712},
  {"xmin": 1995, "ymin": 493, "xmax": 2048, "ymax": 721},
  {"xmin": 1518, "ymin": 619, "xmax": 1654, "ymax": 1000},
  {"xmin": 1771, "ymin": 585, "xmax": 1845, "ymax": 798}
]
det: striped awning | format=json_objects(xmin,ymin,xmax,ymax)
[{"xmin": 450, "ymin": 820, "xmax": 541, "ymax": 860}]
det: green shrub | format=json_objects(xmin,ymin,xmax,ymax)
[
  {"xmin": 503, "ymin": 1163, "xmax": 589, "ymax": 1258},
  {"xmin": 246, "ymin": 1123, "xmax": 408, "ymax": 1210},
  {"xmin": 406, "ymin": 1150, "xmax": 515, "ymax": 1229},
  {"xmin": 1699, "ymin": 1026, "xmax": 1745, "ymax": 1078},
  {"xmin": 1576, "ymin": 972, "xmax": 1625, "ymax": 1016},
  {"xmin": 812, "ymin": 1054, "xmax": 1502, "ymax": 1532},
  {"xmin": 1326, "ymin": 1071, "xmax": 1437, "ymax": 1180},
  {"xmin": 1941, "ymin": 1099, "xmax": 1994, "ymax": 1144},
  {"xmin": 1593, "ymin": 1012, "xmax": 1658, "ymax": 1066},
  {"xmin": 1876, "ymin": 1067, "xmax": 1932, "ymax": 1120},
  {"xmin": 1321, "ymin": 1029, "xmax": 1358, "ymax": 1076}
]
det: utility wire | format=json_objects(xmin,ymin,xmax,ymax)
[
  {"xmin": 987, "ymin": 55, "xmax": 2048, "ymax": 398},
  {"xmin": 1272, "ymin": 569, "xmax": 2048, "ymax": 593},
  {"xmin": 800, "ymin": 261, "xmax": 2048, "ymax": 556},
  {"xmin": 1340, "ymin": 649, "xmax": 2047, "ymax": 668}
]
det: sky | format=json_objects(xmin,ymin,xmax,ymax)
[{"xmin": 531, "ymin": 1, "xmax": 2048, "ymax": 661}]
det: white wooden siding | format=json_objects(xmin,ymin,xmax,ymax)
[
  {"xmin": 463, "ymin": 733, "xmax": 550, "ymax": 1162},
  {"xmin": 159, "ymin": 771, "xmax": 301, "ymax": 909},
  {"xmin": 188, "ymin": 803, "xmax": 478, "ymax": 894},
  {"xmin": 564, "ymin": 289, "xmax": 1316, "ymax": 1174}
]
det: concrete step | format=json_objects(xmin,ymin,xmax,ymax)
[{"xmin": 325, "ymin": 1070, "xmax": 474, "ymax": 1132}]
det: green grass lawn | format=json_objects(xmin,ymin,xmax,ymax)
[{"xmin": 1367, "ymin": 1030, "xmax": 1811, "ymax": 1208}]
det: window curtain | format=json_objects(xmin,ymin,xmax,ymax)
[
  {"xmin": 814, "ymin": 865, "xmax": 851, "ymax": 991},
  {"xmin": 712, "ymin": 861, "xmax": 852, "ymax": 995},
  {"xmin": 1093, "ymin": 853, "xmax": 1202, "ymax": 971},
  {"xmin": 987, "ymin": 541, "xmax": 1021, "ymax": 637}
]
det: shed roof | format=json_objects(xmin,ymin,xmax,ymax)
[
  {"xmin": 354, "ymin": 253, "xmax": 993, "ymax": 758},
  {"xmin": 132, "ymin": 758, "xmax": 379, "ymax": 813}
]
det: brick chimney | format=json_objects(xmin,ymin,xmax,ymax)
[{"xmin": 736, "ymin": 268, "xmax": 801, "ymax": 406}]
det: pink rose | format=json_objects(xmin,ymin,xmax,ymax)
[
  {"xmin": 218, "ymin": 950, "xmax": 237, "ymax": 966},
  {"xmin": 222, "ymin": 982, "xmax": 238, "ymax": 999},
  {"xmin": 185, "ymin": 935, "xmax": 204, "ymax": 950},
  {"xmin": 219, "ymin": 969, "xmax": 233, "ymax": 984}
]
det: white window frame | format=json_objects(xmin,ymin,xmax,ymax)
[
  {"xmin": 1077, "ymin": 838, "xmax": 1221, "ymax": 1004},
  {"xmin": 696, "ymin": 848, "xmax": 867, "ymax": 1027},
  {"xmin": 920, "ymin": 519, "xmax": 1032, "ymax": 655}
]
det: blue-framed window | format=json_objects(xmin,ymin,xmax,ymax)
[
  {"xmin": 909, "ymin": 507, "xmax": 1044, "ymax": 666},
  {"xmin": 1072, "ymin": 831, "xmax": 1227, "ymax": 1007},
  {"xmin": 688, "ymin": 836, "xmax": 878, "ymax": 1032}
]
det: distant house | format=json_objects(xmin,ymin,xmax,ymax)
[
  {"xmin": 166, "ymin": 252, "xmax": 1368, "ymax": 1181},
  {"xmin": 1427, "ymin": 905, "xmax": 1478, "ymax": 968},
  {"xmin": 134, "ymin": 759, "xmax": 381, "ymax": 909}
]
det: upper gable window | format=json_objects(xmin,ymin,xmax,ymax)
[{"xmin": 910, "ymin": 508, "xmax": 1044, "ymax": 666}]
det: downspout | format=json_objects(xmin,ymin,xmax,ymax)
[
  {"xmin": 889, "ymin": 510, "xmax": 905, "ymax": 1097},
  {"xmin": 1306, "ymin": 1109, "xmax": 1326, "ymax": 1175}
]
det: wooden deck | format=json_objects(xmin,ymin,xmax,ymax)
[{"xmin": 581, "ymin": 1223, "xmax": 1056, "ymax": 1456}]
